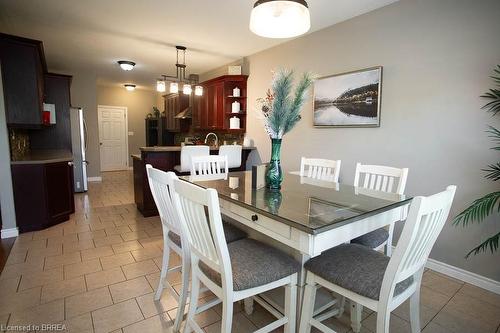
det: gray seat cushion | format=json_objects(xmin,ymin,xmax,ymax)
[
  {"xmin": 167, "ymin": 221, "xmax": 246, "ymax": 248},
  {"xmin": 199, "ymin": 238, "xmax": 300, "ymax": 291},
  {"xmin": 304, "ymin": 244, "xmax": 413, "ymax": 300},
  {"xmin": 351, "ymin": 228, "xmax": 389, "ymax": 249}
]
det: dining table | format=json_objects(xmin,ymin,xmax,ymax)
[{"xmin": 183, "ymin": 171, "xmax": 412, "ymax": 332}]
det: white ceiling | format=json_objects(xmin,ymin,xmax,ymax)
[{"xmin": 0, "ymin": 0, "xmax": 398, "ymax": 90}]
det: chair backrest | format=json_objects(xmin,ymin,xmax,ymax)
[
  {"xmin": 180, "ymin": 145, "xmax": 210, "ymax": 172},
  {"xmin": 145, "ymin": 164, "xmax": 180, "ymax": 235},
  {"xmin": 299, "ymin": 157, "xmax": 341, "ymax": 182},
  {"xmin": 353, "ymin": 163, "xmax": 409, "ymax": 195},
  {"xmin": 171, "ymin": 178, "xmax": 232, "ymax": 287},
  {"xmin": 219, "ymin": 145, "xmax": 242, "ymax": 168},
  {"xmin": 379, "ymin": 185, "xmax": 456, "ymax": 307},
  {"xmin": 190, "ymin": 155, "xmax": 229, "ymax": 181}
]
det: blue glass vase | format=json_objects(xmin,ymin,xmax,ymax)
[{"xmin": 266, "ymin": 138, "xmax": 283, "ymax": 191}]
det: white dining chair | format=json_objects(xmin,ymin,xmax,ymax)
[
  {"xmin": 299, "ymin": 185, "xmax": 456, "ymax": 333},
  {"xmin": 145, "ymin": 164, "xmax": 190, "ymax": 332},
  {"xmin": 219, "ymin": 144, "xmax": 242, "ymax": 169},
  {"xmin": 190, "ymin": 155, "xmax": 228, "ymax": 181},
  {"xmin": 146, "ymin": 165, "xmax": 246, "ymax": 332},
  {"xmin": 300, "ymin": 157, "xmax": 341, "ymax": 183},
  {"xmin": 173, "ymin": 145, "xmax": 210, "ymax": 173},
  {"xmin": 171, "ymin": 178, "xmax": 300, "ymax": 333},
  {"xmin": 352, "ymin": 163, "xmax": 409, "ymax": 256}
]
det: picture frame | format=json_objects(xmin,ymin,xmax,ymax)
[{"xmin": 313, "ymin": 66, "xmax": 383, "ymax": 128}]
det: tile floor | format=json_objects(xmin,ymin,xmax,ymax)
[{"xmin": 1, "ymin": 170, "xmax": 499, "ymax": 333}]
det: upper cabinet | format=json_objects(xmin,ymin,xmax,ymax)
[
  {"xmin": 163, "ymin": 93, "xmax": 190, "ymax": 132},
  {"xmin": 193, "ymin": 75, "xmax": 248, "ymax": 132},
  {"xmin": 0, "ymin": 33, "xmax": 47, "ymax": 128},
  {"xmin": 30, "ymin": 73, "xmax": 72, "ymax": 150}
]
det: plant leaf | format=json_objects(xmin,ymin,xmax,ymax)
[
  {"xmin": 452, "ymin": 191, "xmax": 500, "ymax": 227},
  {"xmin": 466, "ymin": 232, "xmax": 500, "ymax": 258},
  {"xmin": 483, "ymin": 162, "xmax": 500, "ymax": 181},
  {"xmin": 487, "ymin": 126, "xmax": 500, "ymax": 150}
]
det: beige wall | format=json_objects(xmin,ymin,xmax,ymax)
[
  {"xmin": 97, "ymin": 86, "xmax": 158, "ymax": 166},
  {"xmin": 203, "ymin": 0, "xmax": 500, "ymax": 280},
  {"xmin": 71, "ymin": 70, "xmax": 99, "ymax": 177}
]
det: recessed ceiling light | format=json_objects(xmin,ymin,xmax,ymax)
[
  {"xmin": 118, "ymin": 60, "xmax": 136, "ymax": 71},
  {"xmin": 249, "ymin": 0, "xmax": 311, "ymax": 38},
  {"xmin": 124, "ymin": 84, "xmax": 136, "ymax": 91}
]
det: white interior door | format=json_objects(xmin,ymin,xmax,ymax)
[{"xmin": 98, "ymin": 105, "xmax": 128, "ymax": 172}]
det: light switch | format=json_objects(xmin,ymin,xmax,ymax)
[{"xmin": 128, "ymin": 131, "xmax": 134, "ymax": 136}]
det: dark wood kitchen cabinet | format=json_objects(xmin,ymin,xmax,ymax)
[
  {"xmin": 193, "ymin": 75, "xmax": 248, "ymax": 131},
  {"xmin": 30, "ymin": 73, "xmax": 72, "ymax": 150},
  {"xmin": 11, "ymin": 160, "xmax": 75, "ymax": 232},
  {"xmin": 163, "ymin": 93, "xmax": 190, "ymax": 132},
  {"xmin": 0, "ymin": 33, "xmax": 47, "ymax": 128}
]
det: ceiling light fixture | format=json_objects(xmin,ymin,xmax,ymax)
[
  {"xmin": 124, "ymin": 84, "xmax": 136, "ymax": 91},
  {"xmin": 170, "ymin": 82, "xmax": 179, "ymax": 94},
  {"xmin": 194, "ymin": 85, "xmax": 203, "ymax": 96},
  {"xmin": 156, "ymin": 46, "xmax": 203, "ymax": 95},
  {"xmin": 156, "ymin": 75, "xmax": 166, "ymax": 93},
  {"xmin": 118, "ymin": 60, "xmax": 136, "ymax": 71},
  {"xmin": 249, "ymin": 0, "xmax": 310, "ymax": 38}
]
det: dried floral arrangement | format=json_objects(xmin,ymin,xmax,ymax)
[{"xmin": 256, "ymin": 69, "xmax": 314, "ymax": 139}]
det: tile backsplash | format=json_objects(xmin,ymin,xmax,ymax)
[
  {"xmin": 174, "ymin": 131, "xmax": 244, "ymax": 145},
  {"xmin": 9, "ymin": 129, "xmax": 30, "ymax": 161}
]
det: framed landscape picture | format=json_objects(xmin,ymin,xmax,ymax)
[{"xmin": 313, "ymin": 66, "xmax": 382, "ymax": 127}]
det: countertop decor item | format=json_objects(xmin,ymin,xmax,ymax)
[
  {"xmin": 233, "ymin": 87, "xmax": 241, "ymax": 97},
  {"xmin": 257, "ymin": 68, "xmax": 313, "ymax": 190},
  {"xmin": 313, "ymin": 66, "xmax": 382, "ymax": 127},
  {"xmin": 453, "ymin": 65, "xmax": 500, "ymax": 257},
  {"xmin": 249, "ymin": 0, "xmax": 310, "ymax": 38}
]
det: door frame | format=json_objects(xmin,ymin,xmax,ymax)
[{"xmin": 97, "ymin": 105, "xmax": 129, "ymax": 171}]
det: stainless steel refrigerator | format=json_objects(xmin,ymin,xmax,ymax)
[{"xmin": 70, "ymin": 107, "xmax": 88, "ymax": 192}]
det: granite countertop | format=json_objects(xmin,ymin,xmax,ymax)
[
  {"xmin": 11, "ymin": 150, "xmax": 73, "ymax": 165},
  {"xmin": 140, "ymin": 145, "xmax": 256, "ymax": 152}
]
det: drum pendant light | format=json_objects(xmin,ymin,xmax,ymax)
[{"xmin": 249, "ymin": 0, "xmax": 310, "ymax": 38}]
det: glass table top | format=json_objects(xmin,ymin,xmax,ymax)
[{"xmin": 183, "ymin": 171, "xmax": 412, "ymax": 235}]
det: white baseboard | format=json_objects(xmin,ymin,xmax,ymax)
[
  {"xmin": 87, "ymin": 176, "xmax": 102, "ymax": 182},
  {"xmin": 426, "ymin": 257, "xmax": 500, "ymax": 295},
  {"xmin": 1, "ymin": 227, "xmax": 19, "ymax": 239},
  {"xmin": 390, "ymin": 246, "xmax": 500, "ymax": 294}
]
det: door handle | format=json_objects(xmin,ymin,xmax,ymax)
[
  {"xmin": 68, "ymin": 162, "xmax": 74, "ymax": 166},
  {"xmin": 100, "ymin": 142, "xmax": 103, "ymax": 146}
]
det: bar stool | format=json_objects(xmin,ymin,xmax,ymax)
[
  {"xmin": 173, "ymin": 145, "xmax": 210, "ymax": 174},
  {"xmin": 219, "ymin": 144, "xmax": 242, "ymax": 169}
]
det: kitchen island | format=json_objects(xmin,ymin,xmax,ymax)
[{"xmin": 133, "ymin": 145, "xmax": 256, "ymax": 217}]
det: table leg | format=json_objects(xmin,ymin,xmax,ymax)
[{"xmin": 350, "ymin": 300, "xmax": 363, "ymax": 333}]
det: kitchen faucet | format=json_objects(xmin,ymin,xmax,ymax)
[{"xmin": 204, "ymin": 132, "xmax": 219, "ymax": 147}]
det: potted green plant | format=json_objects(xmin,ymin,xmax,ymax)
[
  {"xmin": 256, "ymin": 69, "xmax": 313, "ymax": 190},
  {"xmin": 453, "ymin": 65, "xmax": 500, "ymax": 257}
]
